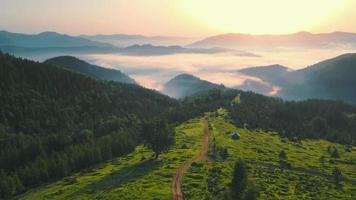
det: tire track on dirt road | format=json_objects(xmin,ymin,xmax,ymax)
[{"xmin": 172, "ymin": 119, "xmax": 209, "ymax": 200}]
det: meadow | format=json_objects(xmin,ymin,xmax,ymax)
[
  {"xmin": 182, "ymin": 108, "xmax": 356, "ymax": 199},
  {"xmin": 18, "ymin": 119, "xmax": 204, "ymax": 200},
  {"xmin": 17, "ymin": 109, "xmax": 356, "ymax": 199}
]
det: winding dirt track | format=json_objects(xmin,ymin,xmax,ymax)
[{"xmin": 172, "ymin": 119, "xmax": 209, "ymax": 200}]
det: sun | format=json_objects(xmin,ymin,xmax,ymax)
[{"xmin": 178, "ymin": 0, "xmax": 349, "ymax": 34}]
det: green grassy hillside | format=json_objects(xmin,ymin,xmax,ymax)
[
  {"xmin": 182, "ymin": 108, "xmax": 356, "ymax": 199},
  {"xmin": 15, "ymin": 107, "xmax": 356, "ymax": 199},
  {"xmin": 18, "ymin": 118, "xmax": 205, "ymax": 200}
]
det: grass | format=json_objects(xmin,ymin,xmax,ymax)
[
  {"xmin": 18, "ymin": 118, "xmax": 205, "ymax": 200},
  {"xmin": 18, "ymin": 109, "xmax": 356, "ymax": 199},
  {"xmin": 182, "ymin": 108, "xmax": 356, "ymax": 199}
]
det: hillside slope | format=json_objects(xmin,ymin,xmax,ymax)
[
  {"xmin": 0, "ymin": 52, "xmax": 175, "ymax": 198},
  {"xmin": 44, "ymin": 56, "xmax": 136, "ymax": 84},
  {"xmin": 18, "ymin": 110, "xmax": 356, "ymax": 200},
  {"xmin": 280, "ymin": 53, "xmax": 356, "ymax": 104},
  {"xmin": 238, "ymin": 64, "xmax": 291, "ymax": 86},
  {"xmin": 183, "ymin": 109, "xmax": 356, "ymax": 199},
  {"xmin": 18, "ymin": 118, "xmax": 205, "ymax": 200},
  {"xmin": 162, "ymin": 73, "xmax": 225, "ymax": 98},
  {"xmin": 238, "ymin": 53, "xmax": 356, "ymax": 104}
]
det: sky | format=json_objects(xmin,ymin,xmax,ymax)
[{"xmin": 1, "ymin": 0, "xmax": 356, "ymax": 36}]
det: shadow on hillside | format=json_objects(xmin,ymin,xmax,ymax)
[{"xmin": 70, "ymin": 159, "xmax": 162, "ymax": 197}]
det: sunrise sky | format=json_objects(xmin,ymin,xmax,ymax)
[{"xmin": 1, "ymin": 0, "xmax": 356, "ymax": 36}]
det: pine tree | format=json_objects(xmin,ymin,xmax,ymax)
[{"xmin": 231, "ymin": 160, "xmax": 248, "ymax": 199}]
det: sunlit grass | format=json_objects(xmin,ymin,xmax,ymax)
[
  {"xmin": 17, "ymin": 110, "xmax": 356, "ymax": 200},
  {"xmin": 18, "ymin": 118, "xmax": 204, "ymax": 200},
  {"xmin": 182, "ymin": 109, "xmax": 356, "ymax": 199}
]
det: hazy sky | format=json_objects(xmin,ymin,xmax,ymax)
[{"xmin": 1, "ymin": 0, "xmax": 356, "ymax": 36}]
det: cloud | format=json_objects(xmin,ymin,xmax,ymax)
[{"xmin": 82, "ymin": 48, "xmax": 355, "ymax": 90}]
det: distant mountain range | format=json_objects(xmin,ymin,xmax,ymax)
[
  {"xmin": 238, "ymin": 53, "xmax": 356, "ymax": 104},
  {"xmin": 190, "ymin": 31, "xmax": 356, "ymax": 49},
  {"xmin": 44, "ymin": 56, "xmax": 136, "ymax": 84},
  {"xmin": 0, "ymin": 31, "xmax": 253, "ymax": 58},
  {"xmin": 162, "ymin": 74, "xmax": 225, "ymax": 98},
  {"xmin": 117, "ymin": 44, "xmax": 258, "ymax": 56},
  {"xmin": 0, "ymin": 31, "xmax": 112, "ymax": 48},
  {"xmin": 0, "ymin": 43, "xmax": 249, "ymax": 58},
  {"xmin": 81, "ymin": 34, "xmax": 197, "ymax": 47}
]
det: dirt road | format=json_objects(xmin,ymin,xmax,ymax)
[{"xmin": 172, "ymin": 119, "xmax": 209, "ymax": 200}]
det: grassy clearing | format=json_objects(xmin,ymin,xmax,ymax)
[
  {"xmin": 18, "ymin": 118, "xmax": 204, "ymax": 200},
  {"xmin": 17, "ymin": 109, "xmax": 356, "ymax": 200},
  {"xmin": 182, "ymin": 108, "xmax": 356, "ymax": 199}
]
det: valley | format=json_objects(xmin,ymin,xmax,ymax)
[{"xmin": 2, "ymin": 2, "xmax": 356, "ymax": 198}]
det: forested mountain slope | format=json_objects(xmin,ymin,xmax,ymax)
[
  {"xmin": 44, "ymin": 56, "xmax": 136, "ymax": 84},
  {"xmin": 0, "ymin": 52, "xmax": 175, "ymax": 198},
  {"xmin": 238, "ymin": 53, "xmax": 356, "ymax": 104},
  {"xmin": 280, "ymin": 53, "xmax": 356, "ymax": 104},
  {"xmin": 162, "ymin": 73, "xmax": 225, "ymax": 98}
]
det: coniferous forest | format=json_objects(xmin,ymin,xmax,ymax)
[{"xmin": 0, "ymin": 52, "xmax": 179, "ymax": 197}]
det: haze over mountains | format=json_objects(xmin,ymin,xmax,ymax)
[
  {"xmin": 280, "ymin": 53, "xmax": 356, "ymax": 104},
  {"xmin": 161, "ymin": 53, "xmax": 356, "ymax": 104},
  {"xmin": 0, "ymin": 31, "xmax": 112, "ymax": 48},
  {"xmin": 116, "ymin": 44, "xmax": 254, "ymax": 56},
  {"xmin": 1, "ymin": 30, "xmax": 356, "ymax": 104},
  {"xmin": 2, "ymin": 30, "xmax": 356, "ymax": 62},
  {"xmin": 39, "ymin": 52, "xmax": 356, "ymax": 105},
  {"xmin": 0, "ymin": 31, "xmax": 251, "ymax": 59},
  {"xmin": 238, "ymin": 53, "xmax": 356, "ymax": 104},
  {"xmin": 81, "ymin": 34, "xmax": 197, "ymax": 47},
  {"xmin": 3, "ymin": 30, "xmax": 356, "ymax": 51},
  {"xmin": 190, "ymin": 31, "xmax": 356, "ymax": 49}
]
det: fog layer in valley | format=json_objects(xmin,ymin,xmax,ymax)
[{"xmin": 81, "ymin": 48, "xmax": 355, "ymax": 93}]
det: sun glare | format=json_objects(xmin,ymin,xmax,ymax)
[{"xmin": 179, "ymin": 0, "xmax": 349, "ymax": 34}]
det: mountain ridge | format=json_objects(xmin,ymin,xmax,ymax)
[
  {"xmin": 238, "ymin": 53, "xmax": 356, "ymax": 104},
  {"xmin": 44, "ymin": 56, "xmax": 136, "ymax": 84},
  {"xmin": 0, "ymin": 30, "xmax": 113, "ymax": 48},
  {"xmin": 81, "ymin": 33, "xmax": 197, "ymax": 46},
  {"xmin": 190, "ymin": 31, "xmax": 356, "ymax": 49}
]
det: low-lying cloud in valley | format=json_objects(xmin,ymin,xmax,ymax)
[{"xmin": 82, "ymin": 48, "xmax": 355, "ymax": 96}]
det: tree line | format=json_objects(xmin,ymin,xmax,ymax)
[{"xmin": 180, "ymin": 89, "xmax": 356, "ymax": 144}]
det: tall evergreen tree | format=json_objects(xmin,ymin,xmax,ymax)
[{"xmin": 231, "ymin": 160, "xmax": 248, "ymax": 199}]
